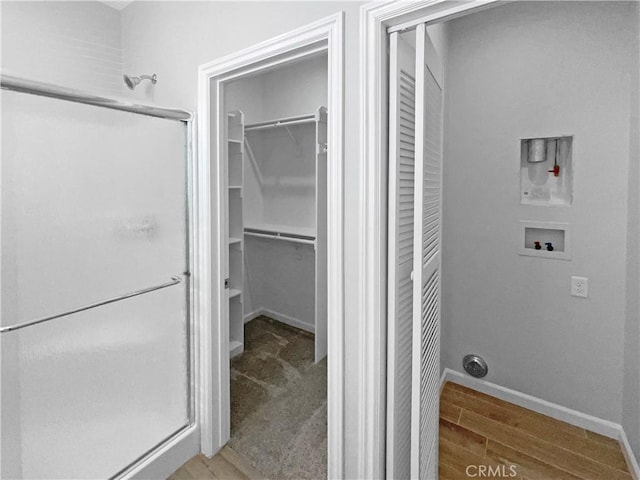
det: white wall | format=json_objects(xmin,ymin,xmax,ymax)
[
  {"xmin": 622, "ymin": 1, "xmax": 640, "ymax": 458},
  {"xmin": 0, "ymin": 1, "xmax": 123, "ymax": 95},
  {"xmin": 120, "ymin": 2, "xmax": 364, "ymax": 474},
  {"xmin": 244, "ymin": 237, "xmax": 316, "ymax": 328},
  {"xmin": 225, "ymin": 75, "xmax": 265, "ymax": 126},
  {"xmin": 226, "ymin": 53, "xmax": 328, "ymax": 124},
  {"xmin": 260, "ymin": 54, "xmax": 328, "ymax": 123},
  {"xmin": 426, "ymin": 22, "xmax": 449, "ymax": 67},
  {"xmin": 226, "ymin": 53, "xmax": 327, "ymax": 228},
  {"xmin": 442, "ymin": 1, "xmax": 637, "ymax": 424},
  {"xmin": 225, "ymin": 54, "xmax": 327, "ymax": 331}
]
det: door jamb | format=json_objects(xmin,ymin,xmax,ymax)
[
  {"xmin": 358, "ymin": 1, "xmax": 501, "ymax": 478},
  {"xmin": 195, "ymin": 12, "xmax": 345, "ymax": 478}
]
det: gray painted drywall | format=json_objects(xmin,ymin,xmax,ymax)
[
  {"xmin": 442, "ymin": 1, "xmax": 637, "ymax": 423},
  {"xmin": 622, "ymin": 0, "xmax": 640, "ymax": 459}
]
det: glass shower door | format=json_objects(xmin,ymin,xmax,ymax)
[{"xmin": 1, "ymin": 90, "xmax": 191, "ymax": 479}]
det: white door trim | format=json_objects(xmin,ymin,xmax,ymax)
[
  {"xmin": 196, "ymin": 12, "xmax": 345, "ymax": 478},
  {"xmin": 358, "ymin": 2, "xmax": 501, "ymax": 478}
]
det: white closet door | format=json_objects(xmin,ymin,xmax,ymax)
[
  {"xmin": 387, "ymin": 31, "xmax": 416, "ymax": 480},
  {"xmin": 411, "ymin": 24, "xmax": 443, "ymax": 480}
]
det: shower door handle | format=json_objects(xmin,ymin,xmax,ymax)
[{"xmin": 0, "ymin": 276, "xmax": 183, "ymax": 334}]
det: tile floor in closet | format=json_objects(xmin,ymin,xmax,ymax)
[{"xmin": 169, "ymin": 316, "xmax": 326, "ymax": 480}]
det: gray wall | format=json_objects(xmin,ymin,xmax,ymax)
[
  {"xmin": 442, "ymin": 1, "xmax": 638, "ymax": 424},
  {"xmin": 623, "ymin": 1, "xmax": 640, "ymax": 458}
]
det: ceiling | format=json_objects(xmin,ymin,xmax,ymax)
[{"xmin": 99, "ymin": 1, "xmax": 134, "ymax": 11}]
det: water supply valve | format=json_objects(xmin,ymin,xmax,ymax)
[{"xmin": 548, "ymin": 164, "xmax": 560, "ymax": 177}]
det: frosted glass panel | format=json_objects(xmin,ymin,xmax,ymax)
[
  {"xmin": 1, "ymin": 90, "xmax": 187, "ymax": 326},
  {"xmin": 1, "ymin": 90, "xmax": 189, "ymax": 479},
  {"xmin": 1, "ymin": 285, "xmax": 189, "ymax": 479}
]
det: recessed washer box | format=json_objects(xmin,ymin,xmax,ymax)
[
  {"xmin": 518, "ymin": 221, "xmax": 572, "ymax": 260},
  {"xmin": 520, "ymin": 136, "xmax": 573, "ymax": 206}
]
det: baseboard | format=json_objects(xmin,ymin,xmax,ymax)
[
  {"xmin": 439, "ymin": 368, "xmax": 448, "ymax": 393},
  {"xmin": 243, "ymin": 308, "xmax": 263, "ymax": 324},
  {"xmin": 125, "ymin": 425, "xmax": 199, "ymax": 480},
  {"xmin": 230, "ymin": 339, "xmax": 244, "ymax": 358},
  {"xmin": 620, "ymin": 427, "xmax": 640, "ymax": 480},
  {"xmin": 442, "ymin": 368, "xmax": 620, "ymax": 437},
  {"xmin": 441, "ymin": 368, "xmax": 640, "ymax": 479},
  {"xmin": 243, "ymin": 307, "xmax": 315, "ymax": 333}
]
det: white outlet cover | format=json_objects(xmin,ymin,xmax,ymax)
[{"xmin": 571, "ymin": 276, "xmax": 589, "ymax": 298}]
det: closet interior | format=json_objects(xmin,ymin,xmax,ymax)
[{"xmin": 223, "ymin": 53, "xmax": 328, "ymax": 363}]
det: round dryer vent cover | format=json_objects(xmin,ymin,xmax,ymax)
[{"xmin": 463, "ymin": 354, "xmax": 488, "ymax": 378}]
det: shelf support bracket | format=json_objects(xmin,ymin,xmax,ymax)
[
  {"xmin": 284, "ymin": 126, "xmax": 302, "ymax": 153},
  {"xmin": 244, "ymin": 137, "xmax": 265, "ymax": 189}
]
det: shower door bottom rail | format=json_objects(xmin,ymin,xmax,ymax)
[{"xmin": 0, "ymin": 275, "xmax": 184, "ymax": 334}]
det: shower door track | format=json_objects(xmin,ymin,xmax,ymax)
[{"xmin": 0, "ymin": 73, "xmax": 191, "ymax": 121}]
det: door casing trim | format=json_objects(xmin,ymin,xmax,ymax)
[
  {"xmin": 358, "ymin": 2, "xmax": 501, "ymax": 477},
  {"xmin": 196, "ymin": 12, "xmax": 345, "ymax": 478}
]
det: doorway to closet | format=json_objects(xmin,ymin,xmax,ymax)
[
  {"xmin": 197, "ymin": 15, "xmax": 344, "ymax": 477},
  {"xmin": 220, "ymin": 52, "xmax": 329, "ymax": 478}
]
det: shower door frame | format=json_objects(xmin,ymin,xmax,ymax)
[
  {"xmin": 0, "ymin": 74, "xmax": 200, "ymax": 480},
  {"xmin": 196, "ymin": 12, "xmax": 345, "ymax": 477}
]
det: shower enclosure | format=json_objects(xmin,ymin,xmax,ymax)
[{"xmin": 0, "ymin": 76, "xmax": 193, "ymax": 479}]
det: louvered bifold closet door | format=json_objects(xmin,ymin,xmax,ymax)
[
  {"xmin": 411, "ymin": 24, "xmax": 444, "ymax": 480},
  {"xmin": 387, "ymin": 31, "xmax": 416, "ymax": 480}
]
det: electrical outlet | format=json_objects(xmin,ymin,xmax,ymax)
[{"xmin": 571, "ymin": 276, "xmax": 589, "ymax": 298}]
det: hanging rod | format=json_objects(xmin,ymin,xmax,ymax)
[
  {"xmin": 0, "ymin": 276, "xmax": 183, "ymax": 334},
  {"xmin": 244, "ymin": 113, "xmax": 317, "ymax": 132},
  {"xmin": 244, "ymin": 227, "xmax": 315, "ymax": 245},
  {"xmin": 244, "ymin": 231, "xmax": 315, "ymax": 245},
  {"xmin": 1, "ymin": 73, "xmax": 192, "ymax": 121}
]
